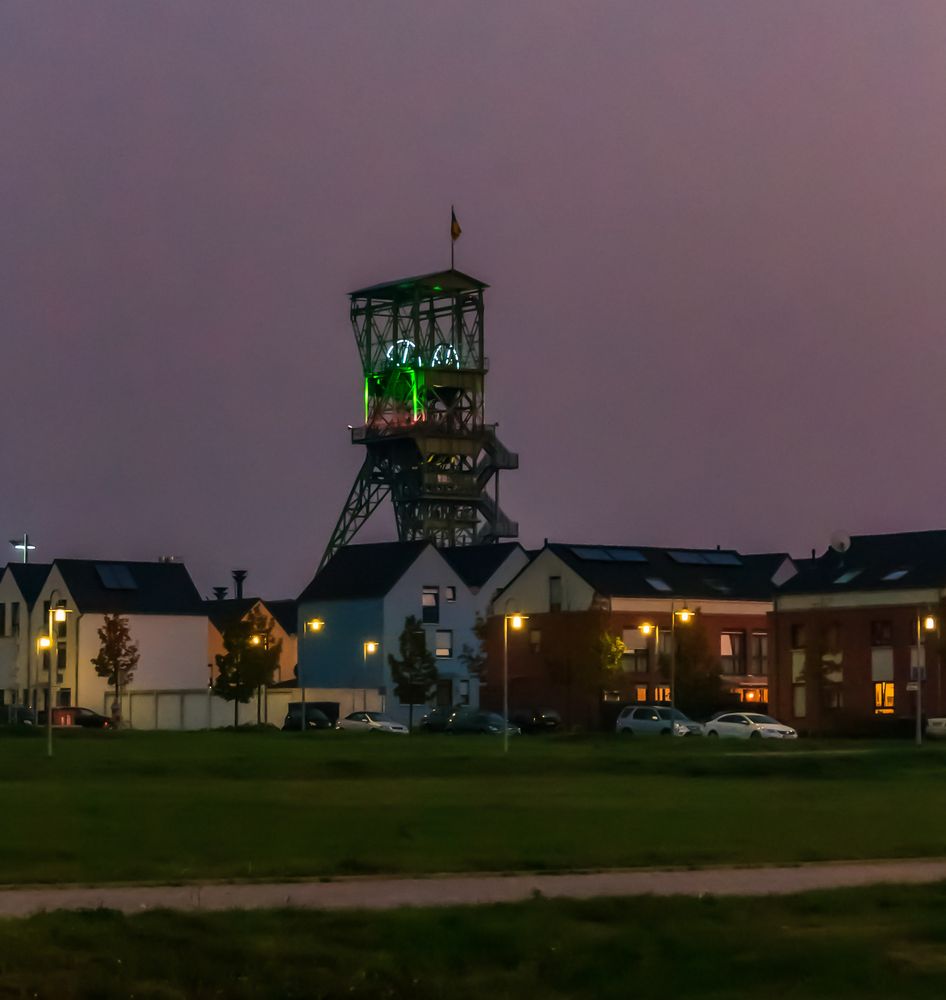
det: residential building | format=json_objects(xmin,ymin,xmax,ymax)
[
  {"xmin": 0, "ymin": 563, "xmax": 52, "ymax": 709},
  {"xmin": 205, "ymin": 597, "xmax": 298, "ymax": 686},
  {"xmin": 485, "ymin": 542, "xmax": 795, "ymax": 728},
  {"xmin": 771, "ymin": 531, "xmax": 946, "ymax": 733},
  {"xmin": 297, "ymin": 541, "xmax": 527, "ymax": 722}
]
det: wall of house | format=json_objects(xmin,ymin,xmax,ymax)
[
  {"xmin": 297, "ymin": 597, "xmax": 384, "ymax": 690},
  {"xmin": 207, "ymin": 606, "xmax": 298, "ymax": 685},
  {"xmin": 469, "ymin": 547, "xmax": 532, "ymax": 618},
  {"xmin": 0, "ymin": 576, "xmax": 30, "ymax": 703},
  {"xmin": 771, "ymin": 595, "xmax": 946, "ymax": 733},
  {"xmin": 494, "ymin": 549, "xmax": 596, "ymax": 614}
]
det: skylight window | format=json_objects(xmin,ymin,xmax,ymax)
[
  {"xmin": 833, "ymin": 569, "xmax": 862, "ymax": 585},
  {"xmin": 570, "ymin": 546, "xmax": 646, "ymax": 563},
  {"xmin": 704, "ymin": 552, "xmax": 743, "ymax": 566},
  {"xmin": 604, "ymin": 548, "xmax": 647, "ymax": 563},
  {"xmin": 882, "ymin": 568, "xmax": 910, "ymax": 582},
  {"xmin": 646, "ymin": 577, "xmax": 672, "ymax": 592},
  {"xmin": 668, "ymin": 550, "xmax": 708, "ymax": 565}
]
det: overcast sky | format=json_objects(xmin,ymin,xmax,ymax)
[{"xmin": 2, "ymin": 1, "xmax": 945, "ymax": 598}]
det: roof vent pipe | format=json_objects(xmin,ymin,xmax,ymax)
[
  {"xmin": 232, "ymin": 570, "xmax": 247, "ymax": 599},
  {"xmin": 212, "ymin": 586, "xmax": 228, "ymax": 601}
]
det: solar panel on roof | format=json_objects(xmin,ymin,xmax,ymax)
[
  {"xmin": 570, "ymin": 546, "xmax": 613, "ymax": 561},
  {"xmin": 95, "ymin": 563, "xmax": 138, "ymax": 590},
  {"xmin": 646, "ymin": 577, "xmax": 672, "ymax": 592},
  {"xmin": 668, "ymin": 550, "xmax": 708, "ymax": 565},
  {"xmin": 703, "ymin": 552, "xmax": 743, "ymax": 566},
  {"xmin": 605, "ymin": 548, "xmax": 647, "ymax": 563}
]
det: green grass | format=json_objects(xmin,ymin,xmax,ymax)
[
  {"xmin": 3, "ymin": 730, "xmax": 946, "ymax": 884},
  {"xmin": 5, "ymin": 884, "xmax": 946, "ymax": 997}
]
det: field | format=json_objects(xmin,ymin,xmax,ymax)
[
  {"xmin": 3, "ymin": 729, "xmax": 946, "ymax": 885},
  {"xmin": 4, "ymin": 884, "xmax": 946, "ymax": 998}
]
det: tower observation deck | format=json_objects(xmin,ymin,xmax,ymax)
[{"xmin": 319, "ymin": 268, "xmax": 518, "ymax": 571}]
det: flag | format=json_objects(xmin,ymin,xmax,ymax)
[{"xmin": 451, "ymin": 206, "xmax": 462, "ymax": 242}]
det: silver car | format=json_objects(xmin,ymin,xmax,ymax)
[
  {"xmin": 336, "ymin": 711, "xmax": 409, "ymax": 735},
  {"xmin": 616, "ymin": 705, "xmax": 701, "ymax": 737}
]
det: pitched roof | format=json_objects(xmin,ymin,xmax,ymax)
[
  {"xmin": 264, "ymin": 599, "xmax": 298, "ymax": 635},
  {"xmin": 4, "ymin": 563, "xmax": 52, "ymax": 609},
  {"xmin": 546, "ymin": 543, "xmax": 791, "ymax": 602},
  {"xmin": 54, "ymin": 560, "xmax": 204, "ymax": 615},
  {"xmin": 349, "ymin": 268, "xmax": 487, "ymax": 300},
  {"xmin": 203, "ymin": 598, "xmax": 259, "ymax": 632},
  {"xmin": 298, "ymin": 542, "xmax": 429, "ymax": 602},
  {"xmin": 779, "ymin": 530, "xmax": 946, "ymax": 595},
  {"xmin": 439, "ymin": 543, "xmax": 523, "ymax": 590}
]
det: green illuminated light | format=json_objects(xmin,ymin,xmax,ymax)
[{"xmin": 432, "ymin": 285, "xmax": 442, "ymax": 291}]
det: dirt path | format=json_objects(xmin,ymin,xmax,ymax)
[{"xmin": 2, "ymin": 858, "xmax": 946, "ymax": 918}]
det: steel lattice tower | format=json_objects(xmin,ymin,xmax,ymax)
[{"xmin": 319, "ymin": 269, "xmax": 518, "ymax": 570}]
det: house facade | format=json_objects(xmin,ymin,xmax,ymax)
[
  {"xmin": 771, "ymin": 531, "xmax": 946, "ymax": 734},
  {"xmin": 0, "ymin": 563, "xmax": 52, "ymax": 711},
  {"xmin": 206, "ymin": 597, "xmax": 298, "ymax": 687},
  {"xmin": 484, "ymin": 542, "xmax": 795, "ymax": 728},
  {"xmin": 297, "ymin": 541, "xmax": 527, "ymax": 723}
]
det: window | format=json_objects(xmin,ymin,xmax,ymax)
[
  {"xmin": 55, "ymin": 601, "xmax": 67, "ymax": 640},
  {"xmin": 833, "ymin": 569, "xmax": 862, "ymax": 584},
  {"xmin": 750, "ymin": 633, "xmax": 768, "ymax": 675},
  {"xmin": 435, "ymin": 630, "xmax": 453, "ymax": 657},
  {"xmin": 824, "ymin": 622, "xmax": 841, "ymax": 652},
  {"xmin": 529, "ymin": 629, "xmax": 541, "ymax": 653},
  {"xmin": 793, "ymin": 684, "xmax": 806, "ymax": 718},
  {"xmin": 720, "ymin": 631, "xmax": 746, "ymax": 674},
  {"xmin": 874, "ymin": 681, "xmax": 894, "ymax": 715},
  {"xmin": 445, "ymin": 586, "xmax": 456, "ymax": 603},
  {"xmin": 458, "ymin": 679, "xmax": 470, "ymax": 705},
  {"xmin": 871, "ymin": 620, "xmax": 893, "ymax": 646},
  {"xmin": 824, "ymin": 687, "xmax": 843, "ymax": 710},
  {"xmin": 790, "ymin": 624, "xmax": 806, "ymax": 649},
  {"xmin": 883, "ymin": 568, "xmax": 910, "ymax": 581},
  {"xmin": 10, "ymin": 603, "xmax": 20, "ymax": 637},
  {"xmin": 422, "ymin": 586, "xmax": 440, "ymax": 624},
  {"xmin": 57, "ymin": 688, "xmax": 71, "ymax": 707},
  {"xmin": 549, "ymin": 576, "xmax": 562, "ymax": 612},
  {"xmin": 633, "ymin": 708, "xmax": 660, "ymax": 721},
  {"xmin": 645, "ymin": 577, "xmax": 672, "ymax": 593},
  {"xmin": 635, "ymin": 685, "xmax": 647, "ymax": 702},
  {"xmin": 653, "ymin": 686, "xmax": 670, "ymax": 702},
  {"xmin": 436, "ymin": 679, "xmax": 453, "ymax": 707},
  {"xmin": 621, "ymin": 629, "xmax": 649, "ymax": 671},
  {"xmin": 95, "ymin": 563, "xmax": 137, "ymax": 590},
  {"xmin": 0, "ymin": 603, "xmax": 5, "ymax": 636},
  {"xmin": 56, "ymin": 645, "xmax": 66, "ymax": 672}
]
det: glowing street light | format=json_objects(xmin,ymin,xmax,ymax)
[
  {"xmin": 362, "ymin": 640, "xmax": 379, "ymax": 711},
  {"xmin": 915, "ymin": 612, "xmax": 939, "ymax": 747},
  {"xmin": 41, "ymin": 593, "xmax": 73, "ymax": 758},
  {"xmin": 305, "ymin": 618, "xmax": 325, "ymax": 633},
  {"xmin": 639, "ymin": 606, "xmax": 693, "ymax": 723},
  {"xmin": 502, "ymin": 609, "xmax": 527, "ymax": 754}
]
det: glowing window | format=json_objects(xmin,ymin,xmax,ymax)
[
  {"xmin": 435, "ymin": 630, "xmax": 453, "ymax": 658},
  {"xmin": 874, "ymin": 681, "xmax": 894, "ymax": 715}
]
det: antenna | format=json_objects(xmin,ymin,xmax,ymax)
[{"xmin": 829, "ymin": 531, "xmax": 851, "ymax": 555}]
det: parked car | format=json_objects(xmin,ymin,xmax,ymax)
[
  {"xmin": 336, "ymin": 711, "xmax": 408, "ymax": 735},
  {"xmin": 616, "ymin": 705, "xmax": 700, "ymax": 737},
  {"xmin": 418, "ymin": 706, "xmax": 455, "ymax": 732},
  {"xmin": 281, "ymin": 704, "xmax": 334, "ymax": 731},
  {"xmin": 703, "ymin": 712, "xmax": 797, "ymax": 740},
  {"xmin": 1, "ymin": 706, "xmax": 37, "ymax": 726},
  {"xmin": 37, "ymin": 707, "xmax": 112, "ymax": 729},
  {"xmin": 926, "ymin": 717, "xmax": 946, "ymax": 739},
  {"xmin": 446, "ymin": 709, "xmax": 520, "ymax": 736},
  {"xmin": 511, "ymin": 707, "xmax": 562, "ymax": 734}
]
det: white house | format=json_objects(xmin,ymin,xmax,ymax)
[
  {"xmin": 297, "ymin": 541, "xmax": 529, "ymax": 723},
  {"xmin": 31, "ymin": 559, "xmax": 209, "ymax": 715},
  {"xmin": 0, "ymin": 563, "xmax": 52, "ymax": 711}
]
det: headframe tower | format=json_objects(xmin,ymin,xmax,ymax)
[{"xmin": 320, "ymin": 268, "xmax": 518, "ymax": 570}]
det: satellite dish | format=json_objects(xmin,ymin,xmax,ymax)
[{"xmin": 829, "ymin": 531, "xmax": 851, "ymax": 554}]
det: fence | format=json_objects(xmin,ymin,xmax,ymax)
[{"xmin": 105, "ymin": 687, "xmax": 385, "ymax": 730}]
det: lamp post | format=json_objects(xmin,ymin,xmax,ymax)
[
  {"xmin": 639, "ymin": 605, "xmax": 692, "ymax": 725},
  {"xmin": 502, "ymin": 608, "xmax": 527, "ymax": 754},
  {"xmin": 249, "ymin": 633, "xmax": 270, "ymax": 724},
  {"xmin": 362, "ymin": 641, "xmax": 378, "ymax": 712},
  {"xmin": 302, "ymin": 618, "xmax": 325, "ymax": 733},
  {"xmin": 40, "ymin": 592, "xmax": 73, "ymax": 759},
  {"xmin": 915, "ymin": 613, "xmax": 937, "ymax": 747}
]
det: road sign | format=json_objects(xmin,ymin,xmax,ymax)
[
  {"xmin": 911, "ymin": 666, "xmax": 927, "ymax": 682},
  {"xmin": 907, "ymin": 682, "xmax": 919, "ymax": 692}
]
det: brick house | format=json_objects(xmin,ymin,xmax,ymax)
[
  {"xmin": 771, "ymin": 531, "xmax": 946, "ymax": 734},
  {"xmin": 484, "ymin": 542, "xmax": 795, "ymax": 728}
]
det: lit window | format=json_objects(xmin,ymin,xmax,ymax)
[
  {"xmin": 720, "ymin": 632, "xmax": 746, "ymax": 674},
  {"xmin": 635, "ymin": 685, "xmax": 647, "ymax": 702},
  {"xmin": 874, "ymin": 681, "xmax": 894, "ymax": 714},
  {"xmin": 653, "ymin": 686, "xmax": 670, "ymax": 702},
  {"xmin": 435, "ymin": 630, "xmax": 453, "ymax": 658},
  {"xmin": 422, "ymin": 586, "xmax": 439, "ymax": 624},
  {"xmin": 445, "ymin": 586, "xmax": 456, "ymax": 603}
]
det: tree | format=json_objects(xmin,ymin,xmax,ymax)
[
  {"xmin": 666, "ymin": 614, "xmax": 730, "ymax": 719},
  {"xmin": 91, "ymin": 613, "xmax": 140, "ymax": 727},
  {"xmin": 388, "ymin": 615, "xmax": 438, "ymax": 732},
  {"xmin": 213, "ymin": 610, "xmax": 282, "ymax": 727},
  {"xmin": 802, "ymin": 621, "xmax": 842, "ymax": 734},
  {"xmin": 458, "ymin": 612, "xmax": 488, "ymax": 679}
]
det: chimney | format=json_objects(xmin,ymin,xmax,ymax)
[
  {"xmin": 212, "ymin": 586, "xmax": 228, "ymax": 601},
  {"xmin": 232, "ymin": 569, "xmax": 248, "ymax": 599}
]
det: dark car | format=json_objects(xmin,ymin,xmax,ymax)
[
  {"xmin": 418, "ymin": 706, "xmax": 456, "ymax": 732},
  {"xmin": 510, "ymin": 707, "xmax": 562, "ymax": 734},
  {"xmin": 37, "ymin": 707, "xmax": 112, "ymax": 729},
  {"xmin": 445, "ymin": 709, "xmax": 520, "ymax": 736},
  {"xmin": 1, "ymin": 706, "xmax": 37, "ymax": 726},
  {"xmin": 282, "ymin": 703, "xmax": 334, "ymax": 731}
]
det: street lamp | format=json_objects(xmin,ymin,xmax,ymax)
[
  {"xmin": 249, "ymin": 633, "xmax": 270, "ymax": 724},
  {"xmin": 362, "ymin": 640, "xmax": 379, "ymax": 711},
  {"xmin": 300, "ymin": 619, "xmax": 326, "ymax": 733},
  {"xmin": 305, "ymin": 618, "xmax": 325, "ymax": 633},
  {"xmin": 40, "ymin": 594, "xmax": 73, "ymax": 758},
  {"xmin": 915, "ymin": 613, "xmax": 938, "ymax": 746},
  {"xmin": 503, "ymin": 609, "xmax": 527, "ymax": 754},
  {"xmin": 639, "ymin": 606, "xmax": 692, "ymax": 726}
]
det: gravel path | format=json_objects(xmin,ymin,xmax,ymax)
[{"xmin": 2, "ymin": 859, "xmax": 946, "ymax": 918}]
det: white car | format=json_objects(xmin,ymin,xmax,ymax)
[
  {"xmin": 926, "ymin": 718, "xmax": 946, "ymax": 740},
  {"xmin": 336, "ymin": 711, "xmax": 409, "ymax": 735},
  {"xmin": 703, "ymin": 712, "xmax": 797, "ymax": 740},
  {"xmin": 616, "ymin": 705, "xmax": 702, "ymax": 737}
]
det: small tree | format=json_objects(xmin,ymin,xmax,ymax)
[
  {"xmin": 667, "ymin": 614, "xmax": 730, "ymax": 719},
  {"xmin": 91, "ymin": 613, "xmax": 140, "ymax": 727},
  {"xmin": 388, "ymin": 615, "xmax": 438, "ymax": 732},
  {"xmin": 213, "ymin": 610, "xmax": 281, "ymax": 727},
  {"xmin": 458, "ymin": 612, "xmax": 488, "ymax": 679}
]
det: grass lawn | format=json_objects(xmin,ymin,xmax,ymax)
[
  {"xmin": 2, "ymin": 729, "xmax": 946, "ymax": 884},
  {"xmin": 4, "ymin": 884, "xmax": 946, "ymax": 997}
]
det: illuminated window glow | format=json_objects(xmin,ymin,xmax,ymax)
[{"xmin": 874, "ymin": 681, "xmax": 894, "ymax": 714}]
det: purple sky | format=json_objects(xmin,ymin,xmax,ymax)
[{"xmin": 3, "ymin": 2, "xmax": 945, "ymax": 599}]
